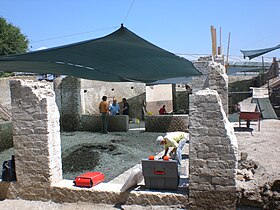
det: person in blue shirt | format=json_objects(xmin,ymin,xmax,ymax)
[{"xmin": 109, "ymin": 98, "xmax": 120, "ymax": 116}]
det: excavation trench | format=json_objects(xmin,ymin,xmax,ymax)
[{"xmin": 61, "ymin": 139, "xmax": 155, "ymax": 182}]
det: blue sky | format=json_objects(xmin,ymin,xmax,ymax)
[{"xmin": 1, "ymin": 0, "xmax": 280, "ymax": 60}]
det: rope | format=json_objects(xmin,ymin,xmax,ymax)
[
  {"xmin": 30, "ymin": 26, "xmax": 118, "ymax": 44},
  {"xmin": 123, "ymin": 0, "xmax": 135, "ymax": 24}
]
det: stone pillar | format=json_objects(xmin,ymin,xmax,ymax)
[
  {"xmin": 192, "ymin": 58, "xmax": 229, "ymax": 115},
  {"xmin": 208, "ymin": 62, "xmax": 229, "ymax": 115},
  {"xmin": 60, "ymin": 77, "xmax": 81, "ymax": 131},
  {"xmin": 189, "ymin": 89, "xmax": 238, "ymax": 209},
  {"xmin": 192, "ymin": 60, "xmax": 210, "ymax": 93},
  {"xmin": 10, "ymin": 79, "xmax": 62, "ymax": 201}
]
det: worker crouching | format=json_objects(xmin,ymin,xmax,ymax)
[{"xmin": 156, "ymin": 131, "xmax": 189, "ymax": 165}]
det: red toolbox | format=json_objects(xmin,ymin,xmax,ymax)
[{"xmin": 74, "ymin": 172, "xmax": 105, "ymax": 188}]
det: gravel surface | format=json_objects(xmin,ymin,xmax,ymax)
[
  {"xmin": 60, "ymin": 130, "xmax": 162, "ymax": 182},
  {"xmin": 0, "ymin": 124, "xmax": 163, "ymax": 182}
]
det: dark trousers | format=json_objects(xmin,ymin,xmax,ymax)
[{"xmin": 101, "ymin": 112, "xmax": 108, "ymax": 133}]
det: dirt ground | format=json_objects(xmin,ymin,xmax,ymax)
[
  {"xmin": 0, "ymin": 119, "xmax": 280, "ymax": 209},
  {"xmin": 233, "ymin": 119, "xmax": 280, "ymax": 208},
  {"xmin": 234, "ymin": 119, "xmax": 280, "ymax": 188}
]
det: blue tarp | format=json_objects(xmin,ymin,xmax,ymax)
[{"xmin": 241, "ymin": 44, "xmax": 280, "ymax": 60}]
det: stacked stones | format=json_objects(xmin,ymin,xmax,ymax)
[
  {"xmin": 145, "ymin": 115, "xmax": 189, "ymax": 132},
  {"xmin": 60, "ymin": 77, "xmax": 81, "ymax": 131},
  {"xmin": 192, "ymin": 60, "xmax": 210, "ymax": 93},
  {"xmin": 208, "ymin": 62, "xmax": 229, "ymax": 115},
  {"xmin": 80, "ymin": 115, "xmax": 129, "ymax": 132},
  {"xmin": 9, "ymin": 79, "xmax": 62, "ymax": 201},
  {"xmin": 189, "ymin": 89, "xmax": 238, "ymax": 209},
  {"xmin": 192, "ymin": 60, "xmax": 228, "ymax": 116}
]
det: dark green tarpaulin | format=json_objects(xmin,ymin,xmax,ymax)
[
  {"xmin": 241, "ymin": 44, "xmax": 280, "ymax": 60},
  {"xmin": 0, "ymin": 25, "xmax": 201, "ymax": 83}
]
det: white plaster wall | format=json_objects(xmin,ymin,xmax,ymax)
[{"xmin": 145, "ymin": 84, "xmax": 173, "ymax": 114}]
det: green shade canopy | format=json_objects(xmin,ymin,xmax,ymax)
[
  {"xmin": 0, "ymin": 25, "xmax": 201, "ymax": 83},
  {"xmin": 241, "ymin": 44, "xmax": 280, "ymax": 60}
]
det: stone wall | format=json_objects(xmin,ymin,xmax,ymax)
[
  {"xmin": 80, "ymin": 115, "xmax": 129, "ymax": 132},
  {"xmin": 145, "ymin": 115, "xmax": 189, "ymax": 133},
  {"xmin": 0, "ymin": 121, "xmax": 13, "ymax": 151},
  {"xmin": 8, "ymin": 79, "xmax": 62, "ymax": 201},
  {"xmin": 0, "ymin": 78, "xmax": 13, "ymax": 120},
  {"xmin": 0, "ymin": 77, "xmax": 38, "ymax": 121},
  {"xmin": 81, "ymin": 79, "xmax": 146, "ymax": 119},
  {"xmin": 189, "ymin": 89, "xmax": 238, "ymax": 209},
  {"xmin": 59, "ymin": 77, "xmax": 82, "ymax": 131},
  {"xmin": 175, "ymin": 91, "xmax": 189, "ymax": 113},
  {"xmin": 192, "ymin": 61, "xmax": 209, "ymax": 93},
  {"xmin": 192, "ymin": 60, "xmax": 229, "ymax": 115},
  {"xmin": 208, "ymin": 62, "xmax": 229, "ymax": 114}
]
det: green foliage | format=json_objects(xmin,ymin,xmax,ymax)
[
  {"xmin": 0, "ymin": 72, "xmax": 14, "ymax": 78},
  {"xmin": 0, "ymin": 17, "xmax": 29, "ymax": 56}
]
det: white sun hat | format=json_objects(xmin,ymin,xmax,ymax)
[{"xmin": 155, "ymin": 136, "xmax": 164, "ymax": 144}]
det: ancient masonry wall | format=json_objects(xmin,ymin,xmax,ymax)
[
  {"xmin": 189, "ymin": 89, "xmax": 238, "ymax": 209},
  {"xmin": 80, "ymin": 115, "xmax": 129, "ymax": 132},
  {"xmin": 0, "ymin": 78, "xmax": 12, "ymax": 121},
  {"xmin": 145, "ymin": 115, "xmax": 189, "ymax": 133},
  {"xmin": 59, "ymin": 77, "xmax": 81, "ymax": 131},
  {"xmin": 0, "ymin": 121, "xmax": 13, "ymax": 151},
  {"xmin": 0, "ymin": 76, "xmax": 37, "ymax": 121},
  {"xmin": 192, "ymin": 59, "xmax": 228, "ymax": 115},
  {"xmin": 8, "ymin": 79, "xmax": 62, "ymax": 201},
  {"xmin": 192, "ymin": 61, "xmax": 209, "ymax": 93},
  {"xmin": 81, "ymin": 79, "xmax": 146, "ymax": 119},
  {"xmin": 208, "ymin": 62, "xmax": 229, "ymax": 115}
]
